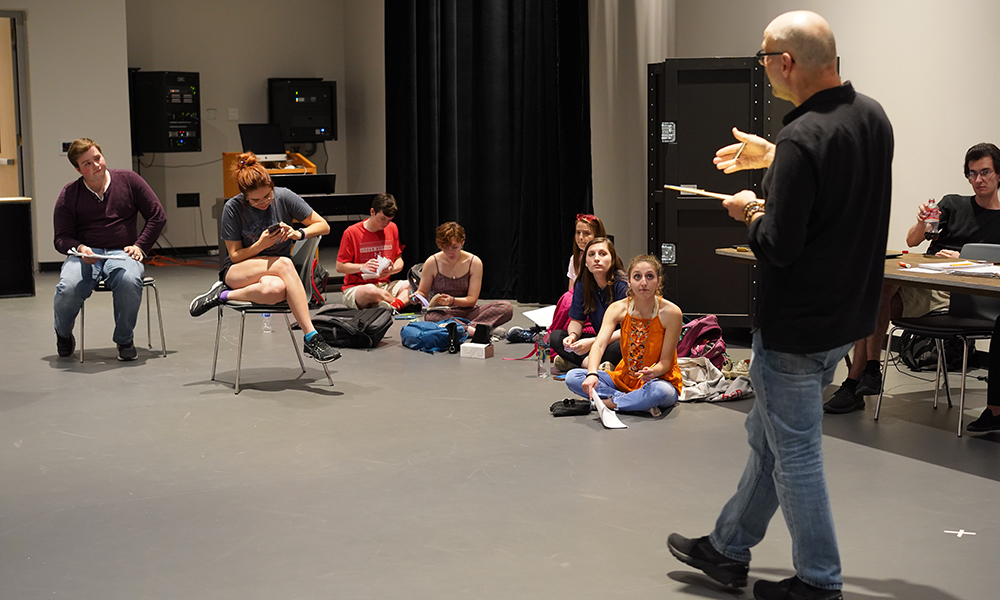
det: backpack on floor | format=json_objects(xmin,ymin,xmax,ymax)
[
  {"xmin": 400, "ymin": 318, "xmax": 469, "ymax": 353},
  {"xmin": 308, "ymin": 305, "xmax": 393, "ymax": 348},
  {"xmin": 897, "ymin": 331, "xmax": 975, "ymax": 372},
  {"xmin": 676, "ymin": 314, "xmax": 728, "ymax": 369},
  {"xmin": 309, "ymin": 258, "xmax": 329, "ymax": 308}
]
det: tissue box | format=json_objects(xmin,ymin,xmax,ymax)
[{"xmin": 460, "ymin": 342, "xmax": 494, "ymax": 359}]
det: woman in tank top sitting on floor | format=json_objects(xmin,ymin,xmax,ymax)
[{"xmin": 411, "ymin": 221, "xmax": 513, "ymax": 336}]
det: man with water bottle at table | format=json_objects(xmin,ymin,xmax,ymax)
[{"xmin": 825, "ymin": 142, "xmax": 1000, "ymax": 413}]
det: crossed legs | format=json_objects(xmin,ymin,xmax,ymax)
[{"xmin": 224, "ymin": 256, "xmax": 318, "ymax": 334}]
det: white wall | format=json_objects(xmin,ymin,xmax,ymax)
[
  {"xmin": 343, "ymin": 1, "xmax": 386, "ymax": 193},
  {"xmin": 589, "ymin": 0, "xmax": 674, "ymax": 263},
  {"xmin": 0, "ymin": 0, "xmax": 132, "ymax": 264},
  {"xmin": 125, "ymin": 0, "xmax": 349, "ymax": 251},
  {"xmin": 673, "ymin": 0, "xmax": 1000, "ymax": 252}
]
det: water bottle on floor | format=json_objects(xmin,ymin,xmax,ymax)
[
  {"xmin": 262, "ymin": 313, "xmax": 273, "ymax": 334},
  {"xmin": 536, "ymin": 334, "xmax": 549, "ymax": 378}
]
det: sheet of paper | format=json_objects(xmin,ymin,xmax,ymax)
[
  {"xmin": 592, "ymin": 389, "xmax": 627, "ymax": 429},
  {"xmin": 522, "ymin": 305, "xmax": 556, "ymax": 328},
  {"xmin": 68, "ymin": 249, "xmax": 127, "ymax": 260},
  {"xmin": 361, "ymin": 254, "xmax": 394, "ymax": 279},
  {"xmin": 902, "ymin": 267, "xmax": 939, "ymax": 274}
]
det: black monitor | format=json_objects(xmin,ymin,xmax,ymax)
[{"xmin": 238, "ymin": 123, "xmax": 287, "ymax": 162}]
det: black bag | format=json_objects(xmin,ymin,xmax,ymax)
[
  {"xmin": 309, "ymin": 305, "xmax": 393, "ymax": 348},
  {"xmin": 309, "ymin": 258, "xmax": 329, "ymax": 309},
  {"xmin": 897, "ymin": 331, "xmax": 975, "ymax": 372}
]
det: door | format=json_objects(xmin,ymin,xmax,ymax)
[{"xmin": 0, "ymin": 17, "xmax": 19, "ymax": 196}]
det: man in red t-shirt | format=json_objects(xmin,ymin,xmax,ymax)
[{"xmin": 336, "ymin": 193, "xmax": 410, "ymax": 310}]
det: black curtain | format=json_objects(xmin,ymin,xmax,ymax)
[{"xmin": 385, "ymin": 0, "xmax": 592, "ymax": 304}]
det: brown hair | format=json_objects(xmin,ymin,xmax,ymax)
[
  {"xmin": 372, "ymin": 193, "xmax": 398, "ymax": 217},
  {"xmin": 68, "ymin": 138, "xmax": 102, "ymax": 169},
  {"xmin": 231, "ymin": 152, "xmax": 272, "ymax": 196},
  {"xmin": 625, "ymin": 254, "xmax": 664, "ymax": 298},
  {"xmin": 578, "ymin": 237, "xmax": 624, "ymax": 315},
  {"xmin": 571, "ymin": 215, "xmax": 607, "ymax": 278},
  {"xmin": 436, "ymin": 221, "xmax": 466, "ymax": 248}
]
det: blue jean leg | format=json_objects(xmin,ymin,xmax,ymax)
[
  {"xmin": 53, "ymin": 250, "xmax": 144, "ymax": 344},
  {"xmin": 709, "ymin": 331, "xmax": 849, "ymax": 590},
  {"xmin": 565, "ymin": 368, "xmax": 678, "ymax": 411}
]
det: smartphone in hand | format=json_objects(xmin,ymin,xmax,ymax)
[{"xmin": 267, "ymin": 223, "xmax": 281, "ymax": 234}]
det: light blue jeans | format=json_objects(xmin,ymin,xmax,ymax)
[
  {"xmin": 565, "ymin": 368, "xmax": 678, "ymax": 412},
  {"xmin": 709, "ymin": 330, "xmax": 850, "ymax": 590},
  {"xmin": 53, "ymin": 250, "xmax": 145, "ymax": 345}
]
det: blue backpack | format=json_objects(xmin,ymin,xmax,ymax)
[{"xmin": 400, "ymin": 318, "xmax": 469, "ymax": 353}]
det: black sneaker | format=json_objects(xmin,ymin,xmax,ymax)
[
  {"xmin": 506, "ymin": 326, "xmax": 536, "ymax": 344},
  {"xmin": 56, "ymin": 333, "xmax": 75, "ymax": 357},
  {"xmin": 303, "ymin": 334, "xmax": 341, "ymax": 363},
  {"xmin": 966, "ymin": 407, "xmax": 1000, "ymax": 433},
  {"xmin": 117, "ymin": 341, "xmax": 138, "ymax": 362},
  {"xmin": 855, "ymin": 369, "xmax": 882, "ymax": 396},
  {"xmin": 667, "ymin": 533, "xmax": 748, "ymax": 588},
  {"xmin": 823, "ymin": 385, "xmax": 865, "ymax": 414},
  {"xmin": 753, "ymin": 576, "xmax": 842, "ymax": 600},
  {"xmin": 189, "ymin": 280, "xmax": 225, "ymax": 317}
]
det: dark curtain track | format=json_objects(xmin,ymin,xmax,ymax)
[{"xmin": 385, "ymin": 0, "xmax": 593, "ymax": 303}]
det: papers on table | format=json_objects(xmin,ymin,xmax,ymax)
[
  {"xmin": 901, "ymin": 261, "xmax": 1000, "ymax": 277},
  {"xmin": 361, "ymin": 254, "xmax": 393, "ymax": 280},
  {"xmin": 68, "ymin": 249, "xmax": 127, "ymax": 260},
  {"xmin": 592, "ymin": 389, "xmax": 627, "ymax": 429}
]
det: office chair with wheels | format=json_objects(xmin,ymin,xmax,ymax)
[
  {"xmin": 875, "ymin": 243, "xmax": 1000, "ymax": 436},
  {"xmin": 211, "ymin": 235, "xmax": 333, "ymax": 394},
  {"xmin": 79, "ymin": 275, "xmax": 166, "ymax": 362}
]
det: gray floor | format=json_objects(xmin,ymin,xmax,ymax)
[{"xmin": 1, "ymin": 255, "xmax": 998, "ymax": 600}]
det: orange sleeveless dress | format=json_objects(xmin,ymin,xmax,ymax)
[{"xmin": 607, "ymin": 300, "xmax": 683, "ymax": 394}]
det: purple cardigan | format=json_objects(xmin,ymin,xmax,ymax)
[{"xmin": 53, "ymin": 169, "xmax": 166, "ymax": 255}]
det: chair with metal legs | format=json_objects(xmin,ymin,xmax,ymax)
[
  {"xmin": 875, "ymin": 243, "xmax": 1000, "ymax": 436},
  {"xmin": 210, "ymin": 235, "xmax": 333, "ymax": 394},
  {"xmin": 79, "ymin": 276, "xmax": 166, "ymax": 362}
]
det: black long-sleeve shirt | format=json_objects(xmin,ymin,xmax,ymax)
[{"xmin": 748, "ymin": 82, "xmax": 894, "ymax": 353}]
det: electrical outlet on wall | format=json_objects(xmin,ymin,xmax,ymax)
[{"xmin": 177, "ymin": 193, "xmax": 200, "ymax": 208}]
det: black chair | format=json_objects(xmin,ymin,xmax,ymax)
[
  {"xmin": 875, "ymin": 243, "xmax": 1000, "ymax": 436},
  {"xmin": 79, "ymin": 275, "xmax": 166, "ymax": 362},
  {"xmin": 211, "ymin": 236, "xmax": 333, "ymax": 394}
]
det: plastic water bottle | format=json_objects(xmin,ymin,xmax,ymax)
[
  {"xmin": 536, "ymin": 334, "xmax": 549, "ymax": 378},
  {"xmin": 924, "ymin": 199, "xmax": 941, "ymax": 241},
  {"xmin": 262, "ymin": 313, "xmax": 273, "ymax": 334}
]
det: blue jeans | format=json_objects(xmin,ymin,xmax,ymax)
[
  {"xmin": 709, "ymin": 330, "xmax": 850, "ymax": 590},
  {"xmin": 564, "ymin": 368, "xmax": 678, "ymax": 412},
  {"xmin": 53, "ymin": 250, "xmax": 145, "ymax": 345}
]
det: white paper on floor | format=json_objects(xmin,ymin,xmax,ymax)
[{"xmin": 592, "ymin": 389, "xmax": 627, "ymax": 429}]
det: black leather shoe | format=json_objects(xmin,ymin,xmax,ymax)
[
  {"xmin": 667, "ymin": 533, "xmax": 748, "ymax": 588},
  {"xmin": 753, "ymin": 576, "xmax": 842, "ymax": 600},
  {"xmin": 967, "ymin": 407, "xmax": 1000, "ymax": 432},
  {"xmin": 56, "ymin": 333, "xmax": 75, "ymax": 358}
]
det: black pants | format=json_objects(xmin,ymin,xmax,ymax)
[{"xmin": 549, "ymin": 329, "xmax": 623, "ymax": 368}]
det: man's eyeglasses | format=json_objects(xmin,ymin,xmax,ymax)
[
  {"xmin": 576, "ymin": 213, "xmax": 597, "ymax": 223},
  {"xmin": 755, "ymin": 50, "xmax": 789, "ymax": 66},
  {"xmin": 967, "ymin": 169, "xmax": 995, "ymax": 181}
]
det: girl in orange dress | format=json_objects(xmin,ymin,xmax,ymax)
[{"xmin": 564, "ymin": 254, "xmax": 683, "ymax": 413}]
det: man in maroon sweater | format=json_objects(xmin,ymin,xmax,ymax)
[{"xmin": 52, "ymin": 139, "xmax": 166, "ymax": 361}]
